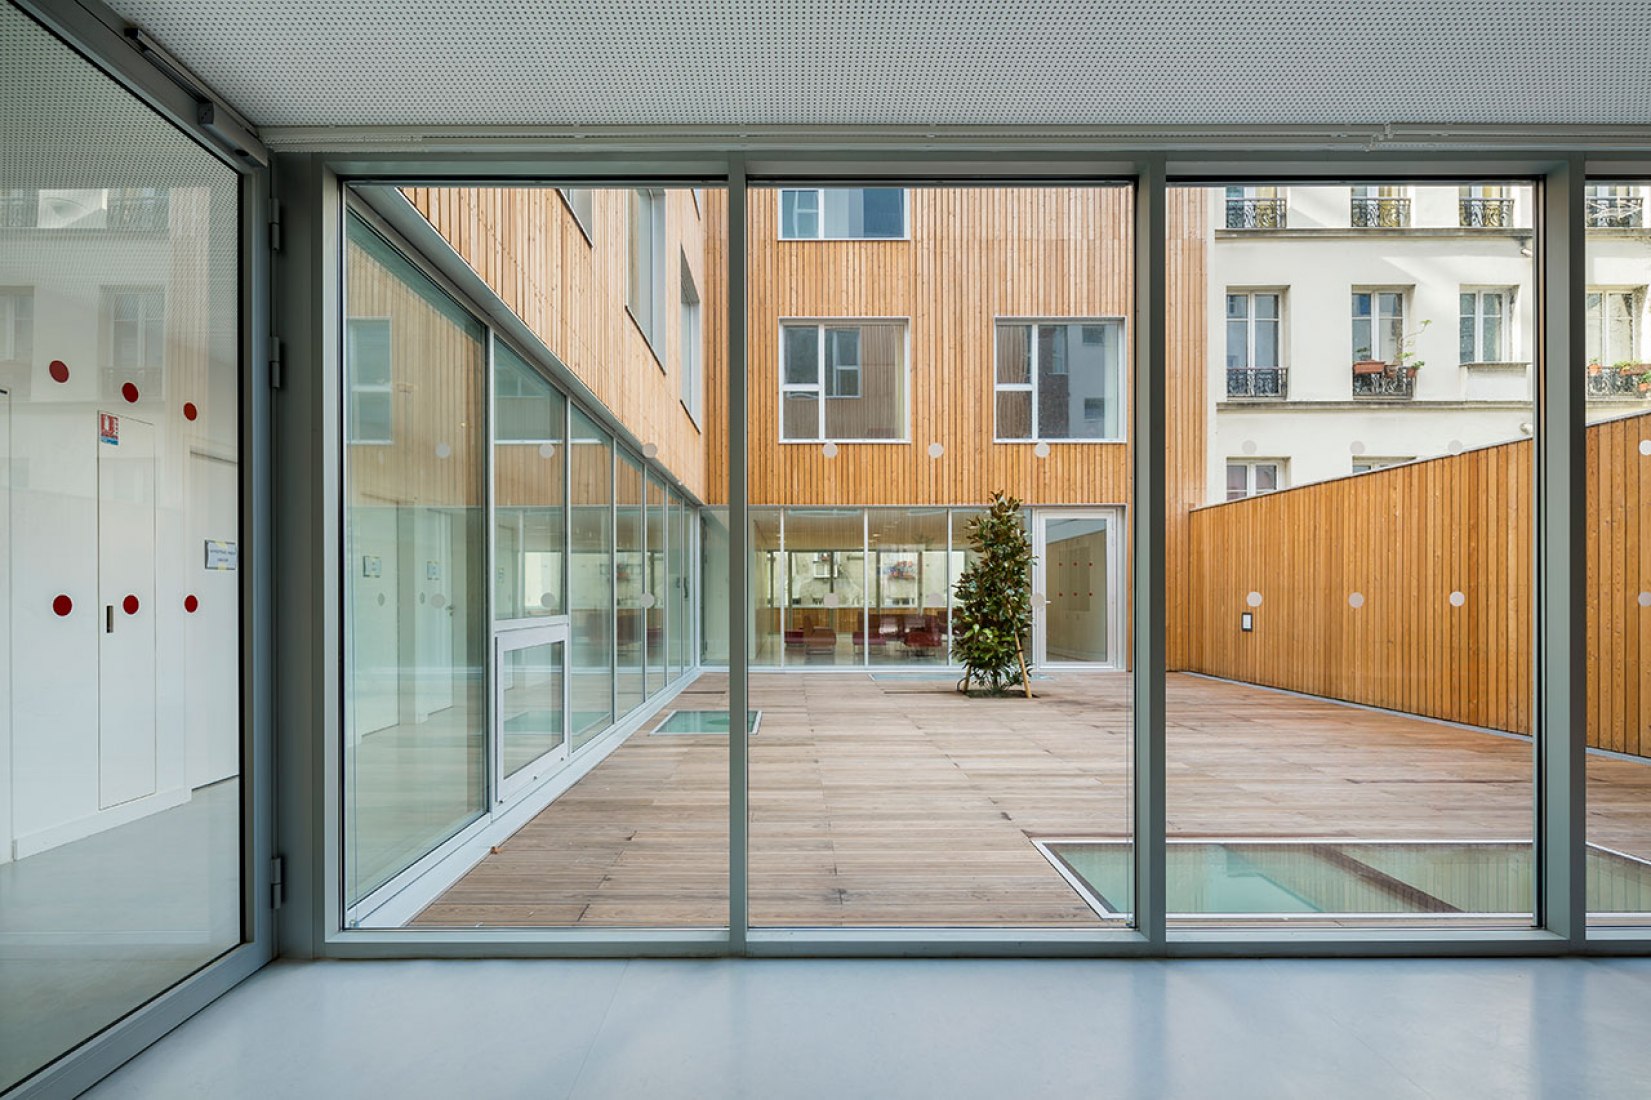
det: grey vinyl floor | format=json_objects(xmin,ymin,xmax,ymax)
[{"xmin": 85, "ymin": 954, "xmax": 1651, "ymax": 1099}]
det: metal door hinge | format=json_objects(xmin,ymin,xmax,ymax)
[
  {"xmin": 268, "ymin": 199, "xmax": 283, "ymax": 252},
  {"xmin": 270, "ymin": 854, "xmax": 285, "ymax": 910},
  {"xmin": 269, "ymin": 336, "xmax": 283, "ymax": 390}
]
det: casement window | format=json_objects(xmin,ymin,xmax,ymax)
[
  {"xmin": 1226, "ymin": 460, "xmax": 1283, "ymax": 501},
  {"xmin": 1350, "ymin": 185, "xmax": 1411, "ymax": 228},
  {"xmin": 560, "ymin": 188, "xmax": 594, "ymax": 242},
  {"xmin": 1225, "ymin": 292, "xmax": 1284, "ymax": 397},
  {"xmin": 1585, "ymin": 289, "xmax": 1640, "ymax": 366},
  {"xmin": 0, "ymin": 288, "xmax": 32, "ymax": 362},
  {"xmin": 1459, "ymin": 290, "xmax": 1511, "ymax": 363},
  {"xmin": 994, "ymin": 320, "xmax": 1124, "ymax": 441},
  {"xmin": 779, "ymin": 188, "xmax": 907, "ymax": 240},
  {"xmin": 1352, "ymin": 290, "xmax": 1406, "ymax": 362},
  {"xmin": 779, "ymin": 320, "xmax": 907, "ymax": 442},
  {"xmin": 1224, "ymin": 185, "xmax": 1286, "ymax": 229},
  {"xmin": 680, "ymin": 252, "xmax": 702, "ymax": 424},
  {"xmin": 346, "ymin": 317, "xmax": 393, "ymax": 444},
  {"xmin": 627, "ymin": 188, "xmax": 666, "ymax": 356}
]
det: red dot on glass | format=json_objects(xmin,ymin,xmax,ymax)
[
  {"xmin": 49, "ymin": 360, "xmax": 70, "ymax": 384},
  {"xmin": 123, "ymin": 594, "xmax": 139, "ymax": 615},
  {"xmin": 183, "ymin": 402, "xmax": 198, "ymax": 421},
  {"xmin": 121, "ymin": 382, "xmax": 139, "ymax": 404},
  {"xmin": 184, "ymin": 595, "xmax": 199, "ymax": 613},
  {"xmin": 52, "ymin": 594, "xmax": 73, "ymax": 617}
]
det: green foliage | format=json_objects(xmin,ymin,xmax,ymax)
[{"xmin": 952, "ymin": 491, "xmax": 1034, "ymax": 696}]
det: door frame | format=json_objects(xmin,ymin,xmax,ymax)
[
  {"xmin": 493, "ymin": 620, "xmax": 572, "ymax": 804},
  {"xmin": 1031, "ymin": 507, "xmax": 1124, "ymax": 670}
]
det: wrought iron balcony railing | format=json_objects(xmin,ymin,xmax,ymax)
[
  {"xmin": 1226, "ymin": 366, "xmax": 1288, "ymax": 398},
  {"xmin": 1225, "ymin": 198, "xmax": 1288, "ymax": 230},
  {"xmin": 1459, "ymin": 197, "xmax": 1514, "ymax": 228},
  {"xmin": 1586, "ymin": 195, "xmax": 1645, "ymax": 229},
  {"xmin": 1350, "ymin": 197, "xmax": 1412, "ymax": 228},
  {"xmin": 1351, "ymin": 362, "xmax": 1417, "ymax": 398}
]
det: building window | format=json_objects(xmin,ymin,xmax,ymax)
[
  {"xmin": 994, "ymin": 320, "xmax": 1124, "ymax": 441},
  {"xmin": 680, "ymin": 252, "xmax": 702, "ymax": 424},
  {"xmin": 1460, "ymin": 289, "xmax": 1510, "ymax": 363},
  {"xmin": 1226, "ymin": 460, "xmax": 1283, "ymax": 501},
  {"xmin": 0, "ymin": 287, "xmax": 32, "ymax": 363},
  {"xmin": 1224, "ymin": 186, "xmax": 1287, "ymax": 229},
  {"xmin": 1352, "ymin": 291, "xmax": 1406, "ymax": 363},
  {"xmin": 780, "ymin": 320, "xmax": 907, "ymax": 442},
  {"xmin": 1225, "ymin": 292, "xmax": 1284, "ymax": 397},
  {"xmin": 779, "ymin": 188, "xmax": 907, "ymax": 239},
  {"xmin": 1586, "ymin": 184, "xmax": 1645, "ymax": 229},
  {"xmin": 1585, "ymin": 289, "xmax": 1640, "ymax": 367},
  {"xmin": 560, "ymin": 188, "xmax": 594, "ymax": 242},
  {"xmin": 627, "ymin": 188, "xmax": 666, "ymax": 357},
  {"xmin": 102, "ymin": 286, "xmax": 164, "ymax": 398},
  {"xmin": 1350, "ymin": 185, "xmax": 1411, "ymax": 228},
  {"xmin": 1459, "ymin": 184, "xmax": 1513, "ymax": 228},
  {"xmin": 346, "ymin": 317, "xmax": 393, "ymax": 443},
  {"xmin": 1352, "ymin": 456, "xmax": 1412, "ymax": 474}
]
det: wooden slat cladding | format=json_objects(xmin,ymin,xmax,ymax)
[
  {"xmin": 1165, "ymin": 189, "xmax": 1209, "ymax": 669},
  {"xmin": 401, "ymin": 186, "xmax": 709, "ymax": 501},
  {"xmin": 1180, "ymin": 410, "xmax": 1651, "ymax": 757}
]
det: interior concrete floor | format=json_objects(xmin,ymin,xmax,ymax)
[{"xmin": 85, "ymin": 955, "xmax": 1651, "ymax": 1099}]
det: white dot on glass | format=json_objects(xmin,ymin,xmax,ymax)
[
  {"xmin": 640, "ymin": 593, "xmax": 656, "ymax": 608},
  {"xmin": 1349, "ymin": 440, "xmax": 1367, "ymax": 456},
  {"xmin": 1449, "ymin": 590, "xmax": 1466, "ymax": 607},
  {"xmin": 539, "ymin": 593, "xmax": 555, "ymax": 608},
  {"xmin": 1447, "ymin": 439, "xmax": 1464, "ymax": 454},
  {"xmin": 1348, "ymin": 592, "xmax": 1365, "ymax": 609},
  {"xmin": 1639, "ymin": 592, "xmax": 1651, "ymax": 608},
  {"xmin": 928, "ymin": 442, "xmax": 944, "ymax": 459},
  {"xmin": 642, "ymin": 442, "xmax": 659, "ymax": 459},
  {"xmin": 925, "ymin": 592, "xmax": 945, "ymax": 606},
  {"xmin": 1032, "ymin": 591, "xmax": 1047, "ymax": 606},
  {"xmin": 538, "ymin": 443, "xmax": 556, "ymax": 459},
  {"xmin": 431, "ymin": 594, "xmax": 447, "ymax": 609},
  {"xmin": 435, "ymin": 442, "xmax": 452, "ymax": 459},
  {"xmin": 821, "ymin": 442, "xmax": 839, "ymax": 458},
  {"xmin": 1640, "ymin": 440, "xmax": 1651, "ymax": 457},
  {"xmin": 1033, "ymin": 442, "xmax": 1051, "ymax": 459},
  {"xmin": 823, "ymin": 593, "xmax": 840, "ymax": 609},
  {"xmin": 1246, "ymin": 591, "xmax": 1263, "ymax": 608},
  {"xmin": 1241, "ymin": 440, "xmax": 1258, "ymax": 455}
]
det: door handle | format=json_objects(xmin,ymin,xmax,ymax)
[{"xmin": 106, "ymin": 605, "xmax": 114, "ymax": 633}]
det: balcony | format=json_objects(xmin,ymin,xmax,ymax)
[
  {"xmin": 1350, "ymin": 196, "xmax": 1411, "ymax": 228},
  {"xmin": 1586, "ymin": 363, "xmax": 1651, "ymax": 399},
  {"xmin": 1226, "ymin": 366, "xmax": 1287, "ymax": 398},
  {"xmin": 1352, "ymin": 359, "xmax": 1417, "ymax": 398},
  {"xmin": 1586, "ymin": 194, "xmax": 1645, "ymax": 229},
  {"xmin": 1459, "ymin": 197, "xmax": 1514, "ymax": 228},
  {"xmin": 1225, "ymin": 197, "xmax": 1288, "ymax": 230}
]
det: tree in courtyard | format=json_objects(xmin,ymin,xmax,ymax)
[{"xmin": 952, "ymin": 491, "xmax": 1034, "ymax": 697}]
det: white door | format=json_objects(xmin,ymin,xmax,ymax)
[
  {"xmin": 1033, "ymin": 510, "xmax": 1122, "ymax": 668},
  {"xmin": 98, "ymin": 411, "xmax": 157, "ymax": 807}
]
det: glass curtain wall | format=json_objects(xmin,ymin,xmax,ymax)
[
  {"xmin": 646, "ymin": 473, "xmax": 667, "ymax": 695},
  {"xmin": 615, "ymin": 449, "xmax": 646, "ymax": 716},
  {"xmin": 569, "ymin": 406, "xmax": 615, "ymax": 749},
  {"xmin": 0, "ymin": 6, "xmax": 244, "ymax": 1087},
  {"xmin": 1583, "ymin": 178, "xmax": 1651, "ymax": 926},
  {"xmin": 746, "ymin": 185, "xmax": 1134, "ymax": 927},
  {"xmin": 343, "ymin": 216, "xmax": 489, "ymax": 911},
  {"xmin": 669, "ymin": 487, "xmax": 691, "ymax": 681},
  {"xmin": 1164, "ymin": 182, "xmax": 1537, "ymax": 924}
]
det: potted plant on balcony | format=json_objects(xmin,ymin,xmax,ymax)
[{"xmin": 953, "ymin": 491, "xmax": 1035, "ymax": 698}]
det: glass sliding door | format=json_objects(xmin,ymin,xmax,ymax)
[
  {"xmin": 1034, "ymin": 511, "xmax": 1120, "ymax": 666},
  {"xmin": 0, "ymin": 6, "xmax": 247, "ymax": 1085},
  {"xmin": 669, "ymin": 487, "xmax": 691, "ymax": 682},
  {"xmin": 614, "ymin": 449, "xmax": 645, "ymax": 717},
  {"xmin": 866, "ymin": 508, "xmax": 950, "ymax": 664},
  {"xmin": 569, "ymin": 407, "xmax": 614, "ymax": 750},
  {"xmin": 645, "ymin": 473, "xmax": 667, "ymax": 696},
  {"xmin": 782, "ymin": 509, "xmax": 866, "ymax": 666}
]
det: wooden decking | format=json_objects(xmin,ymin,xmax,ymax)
[{"xmin": 412, "ymin": 671, "xmax": 1651, "ymax": 928}]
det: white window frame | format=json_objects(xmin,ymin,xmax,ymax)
[
  {"xmin": 1459, "ymin": 288, "xmax": 1512, "ymax": 364},
  {"xmin": 1225, "ymin": 459, "xmax": 1285, "ymax": 501},
  {"xmin": 1352, "ymin": 288, "xmax": 1408, "ymax": 362},
  {"xmin": 346, "ymin": 316, "xmax": 394, "ymax": 445},
  {"xmin": 778, "ymin": 318, "xmax": 910, "ymax": 444},
  {"xmin": 679, "ymin": 251, "xmax": 702, "ymax": 426},
  {"xmin": 992, "ymin": 317, "xmax": 1127, "ymax": 444},
  {"xmin": 778, "ymin": 188, "xmax": 910, "ymax": 241},
  {"xmin": 627, "ymin": 188, "xmax": 666, "ymax": 363},
  {"xmin": 1585, "ymin": 287, "xmax": 1641, "ymax": 367}
]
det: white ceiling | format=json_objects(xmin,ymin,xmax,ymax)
[{"xmin": 102, "ymin": 0, "xmax": 1651, "ymax": 132}]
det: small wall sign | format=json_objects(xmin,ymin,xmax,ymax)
[
  {"xmin": 1241, "ymin": 611, "xmax": 1254, "ymax": 632},
  {"xmin": 204, "ymin": 540, "xmax": 238, "ymax": 571},
  {"xmin": 98, "ymin": 412, "xmax": 119, "ymax": 446}
]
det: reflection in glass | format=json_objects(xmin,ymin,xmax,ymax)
[
  {"xmin": 783, "ymin": 509, "xmax": 866, "ymax": 666},
  {"xmin": 500, "ymin": 641, "xmax": 566, "ymax": 779},
  {"xmin": 646, "ymin": 473, "xmax": 667, "ymax": 695},
  {"xmin": 615, "ymin": 449, "xmax": 645, "ymax": 716},
  {"xmin": 866, "ymin": 508, "xmax": 949, "ymax": 664},
  {"xmin": 569, "ymin": 408, "xmax": 614, "ymax": 749},
  {"xmin": 493, "ymin": 340, "xmax": 565, "ymax": 620}
]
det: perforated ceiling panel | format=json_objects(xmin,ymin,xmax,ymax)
[{"xmin": 101, "ymin": 0, "xmax": 1651, "ymax": 129}]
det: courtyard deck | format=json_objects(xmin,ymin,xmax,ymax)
[{"xmin": 412, "ymin": 671, "xmax": 1651, "ymax": 928}]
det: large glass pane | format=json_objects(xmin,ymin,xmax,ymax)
[
  {"xmin": 700, "ymin": 507, "xmax": 730, "ymax": 666},
  {"xmin": 1585, "ymin": 178, "xmax": 1651, "ymax": 929},
  {"xmin": 645, "ymin": 473, "xmax": 667, "ymax": 696},
  {"xmin": 500, "ymin": 641, "xmax": 565, "ymax": 779},
  {"xmin": 1168, "ymin": 182, "xmax": 1536, "ymax": 925},
  {"xmin": 0, "ymin": 7, "xmax": 243, "ymax": 1086},
  {"xmin": 614, "ymin": 449, "xmax": 645, "ymax": 716},
  {"xmin": 344, "ymin": 217, "xmax": 488, "ymax": 911},
  {"xmin": 569, "ymin": 407, "xmax": 614, "ymax": 749},
  {"xmin": 748, "ymin": 185, "xmax": 1133, "ymax": 927},
  {"xmin": 493, "ymin": 340, "xmax": 565, "ymax": 620},
  {"xmin": 669, "ymin": 487, "xmax": 691, "ymax": 683}
]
